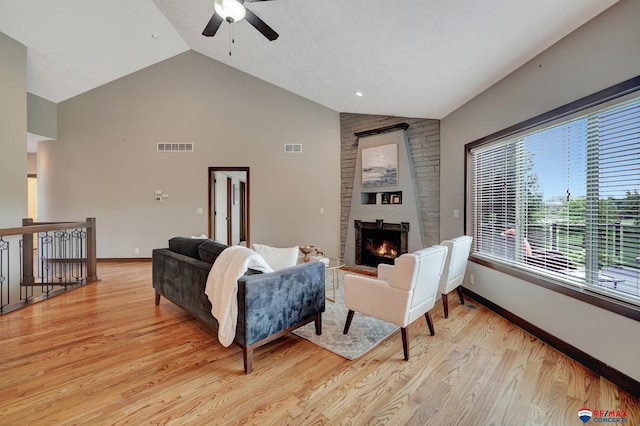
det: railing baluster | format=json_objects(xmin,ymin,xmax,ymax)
[{"xmin": 0, "ymin": 237, "xmax": 9, "ymax": 312}]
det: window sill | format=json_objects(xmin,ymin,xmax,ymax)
[{"xmin": 469, "ymin": 255, "xmax": 640, "ymax": 322}]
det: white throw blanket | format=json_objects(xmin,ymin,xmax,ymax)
[{"xmin": 204, "ymin": 246, "xmax": 274, "ymax": 347}]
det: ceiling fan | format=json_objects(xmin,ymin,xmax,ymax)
[{"xmin": 202, "ymin": 0, "xmax": 279, "ymax": 42}]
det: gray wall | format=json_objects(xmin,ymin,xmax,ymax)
[
  {"xmin": 39, "ymin": 50, "xmax": 341, "ymax": 258},
  {"xmin": 441, "ymin": 0, "xmax": 640, "ymax": 381},
  {"xmin": 27, "ymin": 93, "xmax": 57, "ymax": 140},
  {"xmin": 0, "ymin": 31, "xmax": 27, "ymax": 228}
]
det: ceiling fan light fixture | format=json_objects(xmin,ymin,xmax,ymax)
[{"xmin": 214, "ymin": 0, "xmax": 246, "ymax": 23}]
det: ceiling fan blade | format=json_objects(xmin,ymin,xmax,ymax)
[
  {"xmin": 202, "ymin": 13, "xmax": 223, "ymax": 37},
  {"xmin": 244, "ymin": 9, "xmax": 279, "ymax": 41}
]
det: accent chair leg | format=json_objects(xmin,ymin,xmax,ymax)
[
  {"xmin": 456, "ymin": 286, "xmax": 465, "ymax": 305},
  {"xmin": 441, "ymin": 293, "xmax": 449, "ymax": 318},
  {"xmin": 154, "ymin": 291, "xmax": 161, "ymax": 306},
  {"xmin": 401, "ymin": 327, "xmax": 409, "ymax": 360},
  {"xmin": 343, "ymin": 310, "xmax": 355, "ymax": 334},
  {"xmin": 315, "ymin": 314, "xmax": 322, "ymax": 335},
  {"xmin": 243, "ymin": 347, "xmax": 253, "ymax": 374},
  {"xmin": 425, "ymin": 311, "xmax": 435, "ymax": 336}
]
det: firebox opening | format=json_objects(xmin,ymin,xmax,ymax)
[
  {"xmin": 354, "ymin": 220, "xmax": 409, "ymax": 267},
  {"xmin": 367, "ymin": 239, "xmax": 398, "ymax": 259},
  {"xmin": 361, "ymin": 229, "xmax": 401, "ymax": 266}
]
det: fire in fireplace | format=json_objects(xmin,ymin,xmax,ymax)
[
  {"xmin": 369, "ymin": 238, "xmax": 398, "ymax": 259},
  {"xmin": 363, "ymin": 229, "xmax": 400, "ymax": 265},
  {"xmin": 355, "ymin": 220, "xmax": 409, "ymax": 267}
]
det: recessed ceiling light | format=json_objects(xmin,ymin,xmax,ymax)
[{"xmin": 354, "ymin": 91, "xmax": 363, "ymax": 97}]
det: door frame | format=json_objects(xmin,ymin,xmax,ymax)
[
  {"xmin": 225, "ymin": 176, "xmax": 232, "ymax": 245},
  {"xmin": 208, "ymin": 167, "xmax": 250, "ymax": 247}
]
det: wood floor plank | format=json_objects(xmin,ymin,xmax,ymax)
[{"xmin": 0, "ymin": 262, "xmax": 637, "ymax": 425}]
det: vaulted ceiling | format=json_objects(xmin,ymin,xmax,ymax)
[{"xmin": 0, "ymin": 0, "xmax": 618, "ymax": 119}]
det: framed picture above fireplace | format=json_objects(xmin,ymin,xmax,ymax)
[{"xmin": 361, "ymin": 143, "xmax": 398, "ymax": 188}]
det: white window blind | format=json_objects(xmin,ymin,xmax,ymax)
[{"xmin": 469, "ymin": 96, "xmax": 640, "ymax": 306}]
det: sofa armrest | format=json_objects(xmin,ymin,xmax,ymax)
[
  {"xmin": 152, "ymin": 248, "xmax": 217, "ymax": 327},
  {"xmin": 236, "ymin": 261, "xmax": 326, "ymax": 346}
]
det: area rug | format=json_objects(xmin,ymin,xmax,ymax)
[{"xmin": 292, "ymin": 270, "xmax": 399, "ymax": 360}]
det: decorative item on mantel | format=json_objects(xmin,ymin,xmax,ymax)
[{"xmin": 300, "ymin": 245, "xmax": 315, "ymax": 262}]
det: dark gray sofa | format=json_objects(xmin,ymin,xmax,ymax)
[{"xmin": 152, "ymin": 237, "xmax": 325, "ymax": 373}]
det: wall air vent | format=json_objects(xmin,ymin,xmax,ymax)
[
  {"xmin": 284, "ymin": 144, "xmax": 302, "ymax": 153},
  {"xmin": 157, "ymin": 143, "xmax": 194, "ymax": 152}
]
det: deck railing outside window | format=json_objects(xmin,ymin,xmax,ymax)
[{"xmin": 467, "ymin": 80, "xmax": 640, "ymax": 309}]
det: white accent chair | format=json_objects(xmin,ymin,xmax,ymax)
[
  {"xmin": 343, "ymin": 245, "xmax": 448, "ymax": 360},
  {"xmin": 438, "ymin": 235, "xmax": 473, "ymax": 318}
]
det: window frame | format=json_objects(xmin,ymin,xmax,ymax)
[{"xmin": 464, "ymin": 75, "xmax": 640, "ymax": 322}]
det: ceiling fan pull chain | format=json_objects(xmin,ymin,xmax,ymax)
[{"xmin": 228, "ymin": 23, "xmax": 233, "ymax": 56}]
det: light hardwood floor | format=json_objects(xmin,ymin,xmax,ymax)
[{"xmin": 0, "ymin": 262, "xmax": 637, "ymax": 425}]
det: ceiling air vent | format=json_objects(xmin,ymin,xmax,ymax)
[
  {"xmin": 284, "ymin": 143, "xmax": 302, "ymax": 153},
  {"xmin": 157, "ymin": 143, "xmax": 194, "ymax": 152}
]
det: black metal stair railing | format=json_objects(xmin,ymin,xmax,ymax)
[
  {"xmin": 0, "ymin": 218, "xmax": 98, "ymax": 314},
  {"xmin": 37, "ymin": 228, "xmax": 87, "ymax": 286}
]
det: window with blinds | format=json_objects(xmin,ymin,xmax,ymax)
[{"xmin": 468, "ymin": 94, "xmax": 640, "ymax": 307}]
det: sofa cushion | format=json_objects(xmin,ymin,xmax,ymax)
[
  {"xmin": 168, "ymin": 237, "xmax": 205, "ymax": 260},
  {"xmin": 252, "ymin": 244, "xmax": 299, "ymax": 271},
  {"xmin": 198, "ymin": 240, "xmax": 229, "ymax": 264}
]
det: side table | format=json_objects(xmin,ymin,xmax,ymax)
[
  {"xmin": 324, "ymin": 257, "xmax": 345, "ymax": 302},
  {"xmin": 298, "ymin": 256, "xmax": 345, "ymax": 302}
]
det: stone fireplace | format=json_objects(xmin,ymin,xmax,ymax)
[
  {"xmin": 343, "ymin": 124, "xmax": 434, "ymax": 266},
  {"xmin": 355, "ymin": 220, "xmax": 409, "ymax": 266}
]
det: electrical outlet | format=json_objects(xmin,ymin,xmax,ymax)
[
  {"xmin": 469, "ymin": 274, "xmax": 475, "ymax": 285},
  {"xmin": 135, "ymin": 247, "xmax": 140, "ymax": 254}
]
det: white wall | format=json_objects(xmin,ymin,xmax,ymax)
[
  {"xmin": 39, "ymin": 50, "xmax": 341, "ymax": 258},
  {"xmin": 441, "ymin": 0, "xmax": 640, "ymax": 381},
  {"xmin": 0, "ymin": 31, "xmax": 27, "ymax": 228}
]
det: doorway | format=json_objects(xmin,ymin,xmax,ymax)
[{"xmin": 208, "ymin": 167, "xmax": 249, "ymax": 246}]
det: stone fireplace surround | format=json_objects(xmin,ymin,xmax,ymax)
[{"xmin": 341, "ymin": 116, "xmax": 440, "ymax": 265}]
